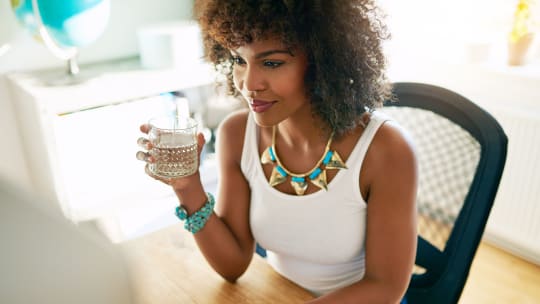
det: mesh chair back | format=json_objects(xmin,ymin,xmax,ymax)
[
  {"xmin": 381, "ymin": 107, "xmax": 481, "ymax": 254},
  {"xmin": 383, "ymin": 82, "xmax": 507, "ymax": 304}
]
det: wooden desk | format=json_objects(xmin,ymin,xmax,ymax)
[{"xmin": 121, "ymin": 225, "xmax": 314, "ymax": 303}]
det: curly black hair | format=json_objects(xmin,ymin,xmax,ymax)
[{"xmin": 194, "ymin": 0, "xmax": 392, "ymax": 135}]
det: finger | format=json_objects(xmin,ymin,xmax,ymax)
[
  {"xmin": 137, "ymin": 137, "xmax": 152, "ymax": 149},
  {"xmin": 136, "ymin": 151, "xmax": 154, "ymax": 162},
  {"xmin": 140, "ymin": 124, "xmax": 151, "ymax": 134}
]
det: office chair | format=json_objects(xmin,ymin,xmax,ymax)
[{"xmin": 383, "ymin": 82, "xmax": 508, "ymax": 304}]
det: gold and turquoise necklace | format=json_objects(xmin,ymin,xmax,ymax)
[{"xmin": 261, "ymin": 126, "xmax": 347, "ymax": 195}]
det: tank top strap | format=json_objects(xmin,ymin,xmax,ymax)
[
  {"xmin": 240, "ymin": 113, "xmax": 258, "ymax": 181},
  {"xmin": 346, "ymin": 111, "xmax": 391, "ymax": 176},
  {"xmin": 354, "ymin": 111, "xmax": 390, "ymax": 166}
]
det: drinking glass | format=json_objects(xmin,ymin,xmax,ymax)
[{"xmin": 147, "ymin": 116, "xmax": 198, "ymax": 178}]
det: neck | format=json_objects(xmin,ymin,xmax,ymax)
[{"xmin": 275, "ymin": 115, "xmax": 329, "ymax": 149}]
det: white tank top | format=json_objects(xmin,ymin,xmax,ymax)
[{"xmin": 241, "ymin": 111, "xmax": 389, "ymax": 296}]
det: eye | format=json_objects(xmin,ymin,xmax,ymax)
[
  {"xmin": 263, "ymin": 60, "xmax": 283, "ymax": 68},
  {"xmin": 231, "ymin": 56, "xmax": 246, "ymax": 65}
]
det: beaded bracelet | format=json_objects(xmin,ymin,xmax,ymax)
[{"xmin": 175, "ymin": 192, "xmax": 215, "ymax": 234}]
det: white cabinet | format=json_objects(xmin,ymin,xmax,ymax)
[{"xmin": 5, "ymin": 58, "xmax": 218, "ymax": 241}]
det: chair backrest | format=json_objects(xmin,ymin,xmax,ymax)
[{"xmin": 382, "ymin": 82, "xmax": 508, "ymax": 304}]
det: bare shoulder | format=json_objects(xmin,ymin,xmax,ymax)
[
  {"xmin": 363, "ymin": 118, "xmax": 418, "ymax": 190},
  {"xmin": 216, "ymin": 109, "xmax": 250, "ymax": 164},
  {"xmin": 217, "ymin": 108, "xmax": 249, "ymax": 142},
  {"xmin": 373, "ymin": 120, "xmax": 417, "ymax": 164}
]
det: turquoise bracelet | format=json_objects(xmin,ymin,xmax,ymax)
[{"xmin": 175, "ymin": 192, "xmax": 215, "ymax": 234}]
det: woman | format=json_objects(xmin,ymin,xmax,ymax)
[{"xmin": 137, "ymin": 1, "xmax": 417, "ymax": 302}]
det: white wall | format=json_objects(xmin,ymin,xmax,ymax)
[{"xmin": 380, "ymin": 0, "xmax": 540, "ymax": 65}]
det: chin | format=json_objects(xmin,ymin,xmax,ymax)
[{"xmin": 252, "ymin": 114, "xmax": 279, "ymax": 128}]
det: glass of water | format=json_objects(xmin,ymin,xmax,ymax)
[{"xmin": 147, "ymin": 116, "xmax": 198, "ymax": 178}]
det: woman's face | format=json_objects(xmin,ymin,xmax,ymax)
[{"xmin": 231, "ymin": 38, "xmax": 310, "ymax": 127}]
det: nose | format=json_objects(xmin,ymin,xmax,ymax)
[{"xmin": 241, "ymin": 65, "xmax": 266, "ymax": 93}]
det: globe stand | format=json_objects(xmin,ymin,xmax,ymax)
[
  {"xmin": 33, "ymin": 52, "xmax": 107, "ymax": 87},
  {"xmin": 68, "ymin": 56, "xmax": 80, "ymax": 76},
  {"xmin": 40, "ymin": 53, "xmax": 94, "ymax": 87}
]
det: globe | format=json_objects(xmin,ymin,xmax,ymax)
[
  {"xmin": 10, "ymin": 0, "xmax": 39, "ymax": 37},
  {"xmin": 10, "ymin": 0, "xmax": 110, "ymax": 80},
  {"xmin": 11, "ymin": 0, "xmax": 110, "ymax": 47}
]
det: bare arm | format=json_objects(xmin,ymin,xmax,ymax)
[
  {"xmin": 191, "ymin": 110, "xmax": 255, "ymax": 281},
  {"xmin": 308, "ymin": 121, "xmax": 418, "ymax": 304},
  {"xmin": 142, "ymin": 110, "xmax": 254, "ymax": 282}
]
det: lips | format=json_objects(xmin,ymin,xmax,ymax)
[{"xmin": 250, "ymin": 99, "xmax": 276, "ymax": 113}]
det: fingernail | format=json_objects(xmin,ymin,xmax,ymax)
[{"xmin": 136, "ymin": 151, "xmax": 147, "ymax": 161}]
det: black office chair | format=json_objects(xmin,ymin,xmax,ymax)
[{"xmin": 383, "ymin": 82, "xmax": 508, "ymax": 304}]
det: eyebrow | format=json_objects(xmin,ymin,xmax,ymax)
[
  {"xmin": 231, "ymin": 49, "xmax": 294, "ymax": 59},
  {"xmin": 256, "ymin": 49, "xmax": 294, "ymax": 58}
]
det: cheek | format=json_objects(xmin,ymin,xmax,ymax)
[
  {"xmin": 281, "ymin": 71, "xmax": 306, "ymax": 98},
  {"xmin": 285, "ymin": 61, "xmax": 308, "ymax": 95}
]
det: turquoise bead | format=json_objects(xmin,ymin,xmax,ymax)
[
  {"xmin": 292, "ymin": 176, "xmax": 305, "ymax": 182},
  {"xmin": 176, "ymin": 192, "xmax": 215, "ymax": 234},
  {"xmin": 323, "ymin": 151, "xmax": 333, "ymax": 165},
  {"xmin": 175, "ymin": 206, "xmax": 187, "ymax": 220},
  {"xmin": 309, "ymin": 168, "xmax": 322, "ymax": 179},
  {"xmin": 269, "ymin": 147, "xmax": 276, "ymax": 162},
  {"xmin": 276, "ymin": 166, "xmax": 287, "ymax": 177}
]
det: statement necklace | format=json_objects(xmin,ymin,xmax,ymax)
[{"xmin": 260, "ymin": 126, "xmax": 347, "ymax": 195}]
